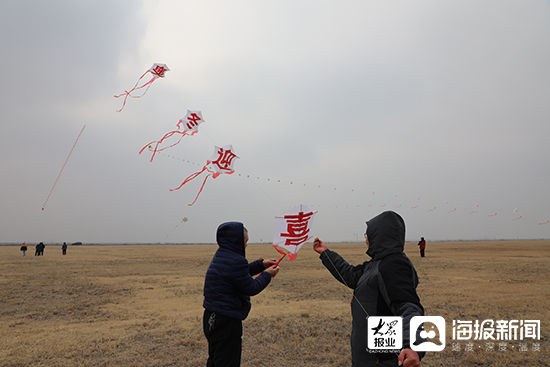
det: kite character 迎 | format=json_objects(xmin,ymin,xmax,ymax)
[
  {"xmin": 139, "ymin": 110, "xmax": 205, "ymax": 162},
  {"xmin": 272, "ymin": 205, "xmax": 317, "ymax": 265},
  {"xmin": 171, "ymin": 145, "xmax": 238, "ymax": 206},
  {"xmin": 114, "ymin": 63, "xmax": 169, "ymax": 112}
]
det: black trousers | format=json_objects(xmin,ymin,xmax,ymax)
[
  {"xmin": 203, "ymin": 309, "xmax": 242, "ymax": 367},
  {"xmin": 375, "ymin": 354, "xmax": 399, "ymax": 366},
  {"xmin": 420, "ymin": 249, "xmax": 425, "ymax": 257}
]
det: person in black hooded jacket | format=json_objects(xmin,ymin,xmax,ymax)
[
  {"xmin": 313, "ymin": 211, "xmax": 424, "ymax": 367},
  {"xmin": 203, "ymin": 222, "xmax": 280, "ymax": 367}
]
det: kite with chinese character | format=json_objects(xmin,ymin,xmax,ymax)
[
  {"xmin": 114, "ymin": 63, "xmax": 169, "ymax": 112},
  {"xmin": 272, "ymin": 205, "xmax": 317, "ymax": 265},
  {"xmin": 171, "ymin": 145, "xmax": 238, "ymax": 206},
  {"xmin": 139, "ymin": 110, "xmax": 205, "ymax": 162}
]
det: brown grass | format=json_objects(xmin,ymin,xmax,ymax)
[{"xmin": 0, "ymin": 241, "xmax": 548, "ymax": 366}]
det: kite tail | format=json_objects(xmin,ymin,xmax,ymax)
[
  {"xmin": 129, "ymin": 78, "xmax": 154, "ymax": 97},
  {"xmin": 155, "ymin": 133, "xmax": 184, "ymax": 152},
  {"xmin": 130, "ymin": 70, "xmax": 151, "ymax": 92},
  {"xmin": 170, "ymin": 166, "xmax": 208, "ymax": 192},
  {"xmin": 114, "ymin": 91, "xmax": 131, "ymax": 112},
  {"xmin": 114, "ymin": 70, "xmax": 153, "ymax": 112},
  {"xmin": 149, "ymin": 131, "xmax": 185, "ymax": 162},
  {"xmin": 187, "ymin": 174, "xmax": 210, "ymax": 206},
  {"xmin": 139, "ymin": 131, "xmax": 185, "ymax": 162},
  {"xmin": 139, "ymin": 141, "xmax": 156, "ymax": 155},
  {"xmin": 272, "ymin": 244, "xmax": 299, "ymax": 261}
]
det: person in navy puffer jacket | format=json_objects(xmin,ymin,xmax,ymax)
[{"xmin": 203, "ymin": 222, "xmax": 279, "ymax": 367}]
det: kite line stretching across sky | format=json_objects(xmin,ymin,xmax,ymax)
[
  {"xmin": 114, "ymin": 63, "xmax": 169, "ymax": 112},
  {"xmin": 41, "ymin": 124, "xmax": 86, "ymax": 211}
]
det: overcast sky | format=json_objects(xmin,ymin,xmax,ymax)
[{"xmin": 1, "ymin": 0, "xmax": 549, "ymax": 244}]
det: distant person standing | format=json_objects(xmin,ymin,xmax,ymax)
[
  {"xmin": 35, "ymin": 243, "xmax": 39, "ymax": 256},
  {"xmin": 20, "ymin": 243, "xmax": 28, "ymax": 256},
  {"xmin": 38, "ymin": 242, "xmax": 45, "ymax": 256},
  {"xmin": 418, "ymin": 237, "xmax": 426, "ymax": 257},
  {"xmin": 62, "ymin": 242, "xmax": 67, "ymax": 255}
]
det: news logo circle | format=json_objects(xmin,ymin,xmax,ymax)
[{"xmin": 410, "ymin": 316, "xmax": 446, "ymax": 352}]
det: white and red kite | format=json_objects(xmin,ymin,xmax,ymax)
[
  {"xmin": 139, "ymin": 110, "xmax": 205, "ymax": 162},
  {"xmin": 114, "ymin": 63, "xmax": 170, "ymax": 112},
  {"xmin": 272, "ymin": 205, "xmax": 317, "ymax": 265},
  {"xmin": 171, "ymin": 145, "xmax": 238, "ymax": 206}
]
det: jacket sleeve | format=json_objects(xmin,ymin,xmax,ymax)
[
  {"xmin": 248, "ymin": 259, "xmax": 265, "ymax": 276},
  {"xmin": 320, "ymin": 249, "xmax": 365, "ymax": 289},
  {"xmin": 231, "ymin": 258, "xmax": 272, "ymax": 296},
  {"xmin": 379, "ymin": 256, "xmax": 425, "ymax": 359}
]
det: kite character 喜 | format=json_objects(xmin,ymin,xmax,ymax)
[
  {"xmin": 272, "ymin": 205, "xmax": 317, "ymax": 265},
  {"xmin": 114, "ymin": 63, "xmax": 169, "ymax": 112},
  {"xmin": 171, "ymin": 145, "xmax": 238, "ymax": 206},
  {"xmin": 139, "ymin": 110, "xmax": 205, "ymax": 162}
]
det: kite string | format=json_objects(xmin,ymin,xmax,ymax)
[
  {"xmin": 323, "ymin": 251, "xmax": 403, "ymax": 357},
  {"xmin": 323, "ymin": 251, "xmax": 399, "ymax": 359},
  {"xmin": 321, "ymin": 250, "xmax": 370, "ymax": 318},
  {"xmin": 42, "ymin": 124, "xmax": 86, "ymax": 211}
]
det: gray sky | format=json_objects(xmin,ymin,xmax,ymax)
[{"xmin": 1, "ymin": 0, "xmax": 549, "ymax": 244}]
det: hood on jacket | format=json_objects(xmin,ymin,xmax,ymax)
[
  {"xmin": 366, "ymin": 211, "xmax": 405, "ymax": 259},
  {"xmin": 216, "ymin": 221, "xmax": 246, "ymax": 256}
]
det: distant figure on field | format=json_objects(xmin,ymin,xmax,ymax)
[
  {"xmin": 20, "ymin": 243, "xmax": 27, "ymax": 256},
  {"xmin": 62, "ymin": 242, "xmax": 67, "ymax": 255},
  {"xmin": 313, "ymin": 211, "xmax": 425, "ymax": 367},
  {"xmin": 34, "ymin": 243, "xmax": 39, "ymax": 256},
  {"xmin": 418, "ymin": 237, "xmax": 426, "ymax": 258},
  {"xmin": 37, "ymin": 242, "xmax": 45, "ymax": 256},
  {"xmin": 203, "ymin": 222, "xmax": 280, "ymax": 367}
]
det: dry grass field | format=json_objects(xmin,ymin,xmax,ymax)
[{"xmin": 1, "ymin": 240, "xmax": 548, "ymax": 367}]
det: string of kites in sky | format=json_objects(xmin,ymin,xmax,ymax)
[
  {"xmin": 152, "ymin": 148, "xmax": 550, "ymax": 227},
  {"xmin": 112, "ymin": 63, "xmax": 550, "ymax": 234},
  {"xmin": 117, "ymin": 63, "xmax": 313, "ymax": 263},
  {"xmin": 40, "ymin": 62, "xmax": 549, "ymax": 263}
]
